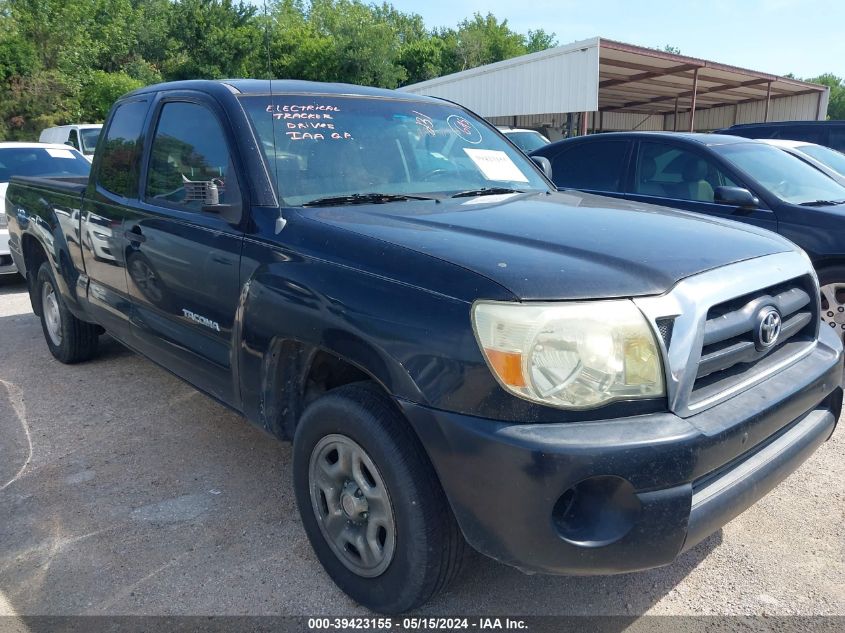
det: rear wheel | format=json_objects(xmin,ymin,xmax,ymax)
[
  {"xmin": 35, "ymin": 262, "xmax": 99, "ymax": 363},
  {"xmin": 293, "ymin": 382, "xmax": 466, "ymax": 613}
]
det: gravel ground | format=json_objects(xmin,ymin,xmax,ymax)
[{"xmin": 0, "ymin": 277, "xmax": 843, "ymax": 621}]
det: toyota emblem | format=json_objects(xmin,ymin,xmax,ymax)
[{"xmin": 756, "ymin": 307, "xmax": 782, "ymax": 350}]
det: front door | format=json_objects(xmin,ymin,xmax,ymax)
[
  {"xmin": 626, "ymin": 139, "xmax": 778, "ymax": 232},
  {"xmin": 125, "ymin": 97, "xmax": 245, "ymax": 407},
  {"xmin": 82, "ymin": 98, "xmax": 151, "ymax": 340}
]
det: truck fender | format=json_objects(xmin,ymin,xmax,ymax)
[{"xmin": 235, "ymin": 268, "xmax": 426, "ymax": 439}]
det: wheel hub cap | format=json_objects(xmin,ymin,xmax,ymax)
[
  {"xmin": 340, "ymin": 482, "xmax": 368, "ymax": 519},
  {"xmin": 308, "ymin": 434, "xmax": 396, "ymax": 578},
  {"xmin": 41, "ymin": 282, "xmax": 62, "ymax": 346},
  {"xmin": 820, "ymin": 283, "xmax": 845, "ymax": 337}
]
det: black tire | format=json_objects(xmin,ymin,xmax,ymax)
[
  {"xmin": 293, "ymin": 382, "xmax": 466, "ymax": 613},
  {"xmin": 34, "ymin": 262, "xmax": 99, "ymax": 363}
]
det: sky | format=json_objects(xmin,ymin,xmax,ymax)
[{"xmin": 384, "ymin": 0, "xmax": 844, "ymax": 79}]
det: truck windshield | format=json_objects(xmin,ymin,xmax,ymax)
[
  {"xmin": 80, "ymin": 128, "xmax": 101, "ymax": 154},
  {"xmin": 239, "ymin": 95, "xmax": 549, "ymax": 206},
  {"xmin": 0, "ymin": 147, "xmax": 90, "ymax": 183},
  {"xmin": 714, "ymin": 142, "xmax": 845, "ymax": 206}
]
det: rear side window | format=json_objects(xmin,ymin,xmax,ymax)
[
  {"xmin": 550, "ymin": 140, "xmax": 629, "ymax": 192},
  {"xmin": 97, "ymin": 100, "xmax": 148, "ymax": 198},
  {"xmin": 145, "ymin": 101, "xmax": 240, "ymax": 212},
  {"xmin": 828, "ymin": 128, "xmax": 845, "ymax": 153},
  {"xmin": 777, "ymin": 126, "xmax": 825, "ymax": 145}
]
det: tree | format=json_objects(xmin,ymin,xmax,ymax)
[
  {"xmin": 308, "ymin": 0, "xmax": 407, "ymax": 87},
  {"xmin": 805, "ymin": 74, "xmax": 845, "ymax": 120},
  {"xmin": 659, "ymin": 44, "xmax": 682, "ymax": 55},
  {"xmin": 526, "ymin": 29, "xmax": 558, "ymax": 53},
  {"xmin": 80, "ymin": 70, "xmax": 143, "ymax": 120},
  {"xmin": 164, "ymin": 0, "xmax": 264, "ymax": 80},
  {"xmin": 0, "ymin": 0, "xmax": 563, "ymax": 139},
  {"xmin": 452, "ymin": 13, "xmax": 527, "ymax": 71}
]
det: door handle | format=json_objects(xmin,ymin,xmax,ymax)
[{"xmin": 125, "ymin": 228, "xmax": 146, "ymax": 243}]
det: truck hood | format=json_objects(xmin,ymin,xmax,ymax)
[{"xmin": 301, "ymin": 190, "xmax": 795, "ymax": 300}]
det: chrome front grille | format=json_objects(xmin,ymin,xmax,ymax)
[
  {"xmin": 634, "ymin": 252, "xmax": 820, "ymax": 417},
  {"xmin": 690, "ymin": 276, "xmax": 817, "ymax": 405}
]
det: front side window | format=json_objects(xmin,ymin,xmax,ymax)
[
  {"xmin": 97, "ymin": 100, "xmax": 148, "ymax": 198},
  {"xmin": 779, "ymin": 126, "xmax": 824, "ymax": 145},
  {"xmin": 68, "ymin": 129, "xmax": 80, "ymax": 151},
  {"xmin": 146, "ymin": 101, "xmax": 240, "ymax": 212},
  {"xmin": 240, "ymin": 95, "xmax": 548, "ymax": 206},
  {"xmin": 825, "ymin": 128, "xmax": 845, "ymax": 153},
  {"xmin": 633, "ymin": 141, "xmax": 738, "ymax": 202},
  {"xmin": 550, "ymin": 140, "xmax": 629, "ymax": 192},
  {"xmin": 715, "ymin": 142, "xmax": 845, "ymax": 205}
]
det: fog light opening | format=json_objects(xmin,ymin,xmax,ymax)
[{"xmin": 552, "ymin": 476, "xmax": 641, "ymax": 548}]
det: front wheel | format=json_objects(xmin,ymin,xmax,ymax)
[
  {"xmin": 293, "ymin": 382, "xmax": 466, "ymax": 613},
  {"xmin": 35, "ymin": 262, "xmax": 100, "ymax": 363}
]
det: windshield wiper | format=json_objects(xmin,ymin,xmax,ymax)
[
  {"xmin": 450, "ymin": 187, "xmax": 524, "ymax": 198},
  {"xmin": 797, "ymin": 199, "xmax": 845, "ymax": 206},
  {"xmin": 301, "ymin": 192, "xmax": 439, "ymax": 207}
]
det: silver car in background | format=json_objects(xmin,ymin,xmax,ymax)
[{"xmin": 0, "ymin": 143, "xmax": 91, "ymax": 277}]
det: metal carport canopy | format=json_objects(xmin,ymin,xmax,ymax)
[{"xmin": 401, "ymin": 37, "xmax": 829, "ymax": 133}]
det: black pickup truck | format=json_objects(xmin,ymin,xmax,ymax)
[{"xmin": 5, "ymin": 80, "xmax": 843, "ymax": 613}]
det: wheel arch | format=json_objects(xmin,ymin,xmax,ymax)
[
  {"xmin": 21, "ymin": 233, "xmax": 50, "ymax": 316},
  {"xmin": 254, "ymin": 336, "xmax": 422, "ymax": 441}
]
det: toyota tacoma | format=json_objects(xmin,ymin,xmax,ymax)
[{"xmin": 4, "ymin": 80, "xmax": 842, "ymax": 613}]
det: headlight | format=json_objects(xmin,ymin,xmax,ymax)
[{"xmin": 472, "ymin": 300, "xmax": 665, "ymax": 410}]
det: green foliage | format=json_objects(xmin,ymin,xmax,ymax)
[
  {"xmin": 804, "ymin": 74, "xmax": 845, "ymax": 120},
  {"xmin": 660, "ymin": 44, "xmax": 682, "ymax": 55},
  {"xmin": 164, "ymin": 0, "xmax": 263, "ymax": 80},
  {"xmin": 80, "ymin": 70, "xmax": 144, "ymax": 120},
  {"xmin": 0, "ymin": 0, "xmax": 559, "ymax": 140}
]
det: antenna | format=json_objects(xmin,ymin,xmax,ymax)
[{"xmin": 262, "ymin": 0, "xmax": 284, "ymax": 231}]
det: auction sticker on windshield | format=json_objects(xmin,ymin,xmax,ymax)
[{"xmin": 463, "ymin": 148, "xmax": 530, "ymax": 182}]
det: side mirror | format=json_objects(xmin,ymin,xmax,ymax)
[
  {"xmin": 64, "ymin": 140, "xmax": 78, "ymax": 150},
  {"xmin": 531, "ymin": 155, "xmax": 554, "ymax": 180},
  {"xmin": 714, "ymin": 186, "xmax": 759, "ymax": 208}
]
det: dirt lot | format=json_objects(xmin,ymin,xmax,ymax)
[{"xmin": 1, "ymin": 277, "xmax": 843, "ymax": 620}]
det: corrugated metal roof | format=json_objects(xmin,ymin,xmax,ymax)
[
  {"xmin": 403, "ymin": 37, "xmax": 829, "ymax": 131},
  {"xmin": 403, "ymin": 37, "xmax": 600, "ymax": 117}
]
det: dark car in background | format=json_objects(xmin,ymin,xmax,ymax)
[
  {"xmin": 718, "ymin": 120, "xmax": 845, "ymax": 152},
  {"xmin": 531, "ymin": 132, "xmax": 845, "ymax": 335}
]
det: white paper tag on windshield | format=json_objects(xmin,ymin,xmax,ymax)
[
  {"xmin": 463, "ymin": 148, "xmax": 529, "ymax": 183},
  {"xmin": 46, "ymin": 148, "xmax": 76, "ymax": 159}
]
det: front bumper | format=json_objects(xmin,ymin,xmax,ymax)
[{"xmin": 401, "ymin": 327, "xmax": 843, "ymax": 575}]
